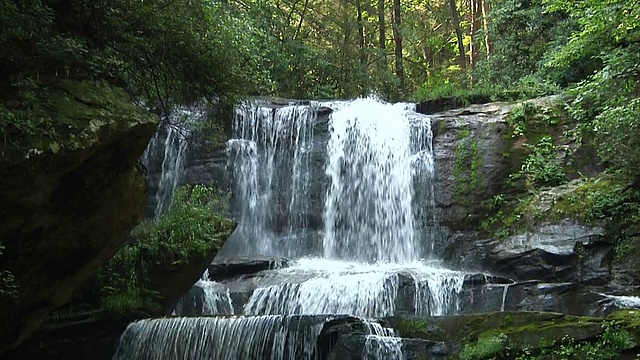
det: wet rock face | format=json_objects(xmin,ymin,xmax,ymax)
[
  {"xmin": 0, "ymin": 81, "xmax": 158, "ymax": 354},
  {"xmin": 428, "ymin": 103, "xmax": 516, "ymax": 235},
  {"xmin": 448, "ymin": 219, "xmax": 610, "ymax": 284},
  {"xmin": 207, "ymin": 256, "xmax": 290, "ymax": 281}
]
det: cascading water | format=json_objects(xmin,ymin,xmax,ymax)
[
  {"xmin": 219, "ymin": 99, "xmax": 465, "ymax": 319},
  {"xmin": 243, "ymin": 261, "xmax": 400, "ymax": 318},
  {"xmin": 323, "ymin": 100, "xmax": 419, "ymax": 263},
  {"xmin": 173, "ymin": 270, "xmax": 234, "ymax": 316},
  {"xmin": 363, "ymin": 321, "xmax": 404, "ymax": 360},
  {"xmin": 142, "ymin": 107, "xmax": 204, "ymax": 217},
  {"xmin": 221, "ymin": 103, "xmax": 317, "ymax": 259},
  {"xmin": 116, "ymin": 98, "xmax": 476, "ymax": 359},
  {"xmin": 113, "ymin": 316, "xmax": 326, "ymax": 360}
]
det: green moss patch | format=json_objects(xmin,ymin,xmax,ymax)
[
  {"xmin": 390, "ymin": 311, "xmax": 639, "ymax": 359},
  {"xmin": 1, "ymin": 79, "xmax": 155, "ymax": 158}
]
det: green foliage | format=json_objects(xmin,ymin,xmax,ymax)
[
  {"xmin": 459, "ymin": 333, "xmax": 509, "ymax": 360},
  {"xmin": 0, "ymin": 79, "xmax": 155, "ymax": 153},
  {"xmin": 513, "ymin": 75, "xmax": 562, "ymax": 99},
  {"xmin": 474, "ymin": 0, "xmax": 572, "ymax": 88},
  {"xmin": 483, "ymin": 171, "xmax": 640, "ymax": 246},
  {"xmin": 412, "ymin": 82, "xmax": 503, "ymax": 103},
  {"xmin": 544, "ymin": 0, "xmax": 640, "ymax": 178},
  {"xmin": 544, "ymin": 173, "xmax": 640, "ymax": 261},
  {"xmin": 0, "ymin": 1, "xmax": 270, "ymax": 109},
  {"xmin": 516, "ymin": 322, "xmax": 635, "ymax": 360},
  {"xmin": 510, "ymin": 136, "xmax": 567, "ymax": 188},
  {"xmin": 592, "ymin": 98, "xmax": 640, "ymax": 177},
  {"xmin": 97, "ymin": 184, "xmax": 234, "ymax": 314},
  {"xmin": 506, "ymin": 102, "xmax": 540, "ymax": 137}
]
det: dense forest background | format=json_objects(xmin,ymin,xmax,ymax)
[{"xmin": 1, "ymin": 0, "xmax": 637, "ymax": 174}]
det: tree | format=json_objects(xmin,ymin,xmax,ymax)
[
  {"xmin": 473, "ymin": 0, "xmax": 571, "ymax": 87},
  {"xmin": 0, "ymin": 0, "xmax": 271, "ymax": 106},
  {"xmin": 545, "ymin": 0, "xmax": 640, "ymax": 177},
  {"xmin": 392, "ymin": 0, "xmax": 404, "ymax": 98},
  {"xmin": 481, "ymin": 0, "xmax": 491, "ymax": 56},
  {"xmin": 448, "ymin": 0, "xmax": 466, "ymax": 72},
  {"xmin": 469, "ymin": 0, "xmax": 481, "ymax": 68}
]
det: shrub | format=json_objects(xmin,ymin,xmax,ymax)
[
  {"xmin": 98, "ymin": 184, "xmax": 235, "ymax": 314},
  {"xmin": 510, "ymin": 136, "xmax": 568, "ymax": 188},
  {"xmin": 459, "ymin": 333, "xmax": 509, "ymax": 360}
]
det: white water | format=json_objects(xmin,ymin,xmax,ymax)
[
  {"xmin": 500, "ymin": 284, "xmax": 511, "ymax": 312},
  {"xmin": 413, "ymin": 268, "xmax": 466, "ymax": 316},
  {"xmin": 600, "ymin": 294, "xmax": 640, "ymax": 308},
  {"xmin": 142, "ymin": 108, "xmax": 202, "ymax": 217},
  {"xmin": 362, "ymin": 319, "xmax": 404, "ymax": 360},
  {"xmin": 113, "ymin": 316, "xmax": 325, "ymax": 360},
  {"xmin": 242, "ymin": 258, "xmax": 466, "ymax": 318},
  {"xmin": 127, "ymin": 98, "xmax": 478, "ymax": 360},
  {"xmin": 222, "ymin": 103, "xmax": 316, "ymax": 258},
  {"xmin": 323, "ymin": 99, "xmax": 420, "ymax": 263},
  {"xmin": 243, "ymin": 263, "xmax": 399, "ymax": 318}
]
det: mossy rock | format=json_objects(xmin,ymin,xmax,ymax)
[
  {"xmin": 0, "ymin": 80, "xmax": 158, "ymax": 353},
  {"xmin": 1, "ymin": 79, "xmax": 155, "ymax": 158},
  {"xmin": 388, "ymin": 311, "xmax": 639, "ymax": 359}
]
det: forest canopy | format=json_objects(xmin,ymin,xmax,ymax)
[{"xmin": 0, "ymin": 0, "xmax": 638, "ymax": 175}]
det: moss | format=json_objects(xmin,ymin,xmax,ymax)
[
  {"xmin": 479, "ymin": 164, "xmax": 640, "ymax": 241},
  {"xmin": 453, "ymin": 129, "xmax": 470, "ymax": 202},
  {"xmin": 470, "ymin": 137, "xmax": 480, "ymax": 188},
  {"xmin": 1, "ymin": 79, "xmax": 155, "ymax": 158},
  {"xmin": 459, "ymin": 333, "xmax": 508, "ymax": 360},
  {"xmin": 392, "ymin": 312, "xmax": 640, "ymax": 359},
  {"xmin": 453, "ymin": 127, "xmax": 486, "ymax": 204},
  {"xmin": 436, "ymin": 119, "xmax": 447, "ymax": 136}
]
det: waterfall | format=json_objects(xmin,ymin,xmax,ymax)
[
  {"xmin": 413, "ymin": 270, "xmax": 466, "ymax": 316},
  {"xmin": 362, "ymin": 320, "xmax": 404, "ymax": 360},
  {"xmin": 142, "ymin": 107, "xmax": 203, "ymax": 217},
  {"xmin": 501, "ymin": 284, "xmax": 511, "ymax": 312},
  {"xmin": 409, "ymin": 112, "xmax": 437, "ymax": 253},
  {"xmin": 243, "ymin": 268, "xmax": 398, "ymax": 318},
  {"xmin": 124, "ymin": 98, "xmax": 485, "ymax": 360},
  {"xmin": 214, "ymin": 98, "xmax": 468, "ymax": 319},
  {"xmin": 113, "ymin": 316, "xmax": 326, "ymax": 360},
  {"xmin": 221, "ymin": 103, "xmax": 316, "ymax": 258},
  {"xmin": 323, "ymin": 99, "xmax": 421, "ymax": 263}
]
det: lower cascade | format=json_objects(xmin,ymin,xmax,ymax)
[
  {"xmin": 113, "ymin": 316, "xmax": 327, "ymax": 360},
  {"xmin": 115, "ymin": 98, "xmax": 501, "ymax": 359}
]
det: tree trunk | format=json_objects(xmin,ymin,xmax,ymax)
[
  {"xmin": 356, "ymin": 0, "xmax": 367, "ymax": 95},
  {"xmin": 377, "ymin": 0, "xmax": 390, "ymax": 98},
  {"xmin": 378, "ymin": 0, "xmax": 386, "ymax": 52},
  {"xmin": 481, "ymin": 0, "xmax": 492, "ymax": 56},
  {"xmin": 449, "ymin": 0, "xmax": 466, "ymax": 70},
  {"xmin": 392, "ymin": 0, "xmax": 404, "ymax": 98},
  {"xmin": 293, "ymin": 0, "xmax": 310, "ymax": 40},
  {"xmin": 470, "ymin": 0, "xmax": 480, "ymax": 69},
  {"xmin": 418, "ymin": 17, "xmax": 430, "ymax": 81}
]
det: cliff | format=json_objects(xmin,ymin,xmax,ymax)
[{"xmin": 0, "ymin": 80, "xmax": 158, "ymax": 353}]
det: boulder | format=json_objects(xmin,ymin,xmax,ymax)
[
  {"xmin": 0, "ymin": 80, "xmax": 158, "ymax": 353},
  {"xmin": 429, "ymin": 103, "xmax": 516, "ymax": 235},
  {"xmin": 207, "ymin": 256, "xmax": 290, "ymax": 281}
]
